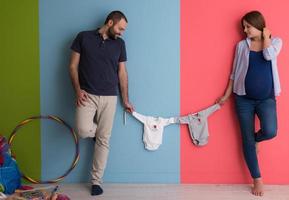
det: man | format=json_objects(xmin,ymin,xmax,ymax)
[{"xmin": 69, "ymin": 10, "xmax": 134, "ymax": 196}]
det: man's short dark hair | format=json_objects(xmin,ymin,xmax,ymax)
[{"xmin": 104, "ymin": 10, "xmax": 128, "ymax": 25}]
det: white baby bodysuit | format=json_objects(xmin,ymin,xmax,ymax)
[{"xmin": 132, "ymin": 111, "xmax": 177, "ymax": 151}]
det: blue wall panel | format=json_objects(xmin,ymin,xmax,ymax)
[{"xmin": 40, "ymin": 0, "xmax": 180, "ymax": 183}]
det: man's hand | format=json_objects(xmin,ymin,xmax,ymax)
[
  {"xmin": 76, "ymin": 89, "xmax": 89, "ymax": 106},
  {"xmin": 123, "ymin": 101, "xmax": 134, "ymax": 113}
]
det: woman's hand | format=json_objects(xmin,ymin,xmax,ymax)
[
  {"xmin": 216, "ymin": 96, "xmax": 228, "ymax": 105},
  {"xmin": 263, "ymin": 27, "xmax": 271, "ymax": 39}
]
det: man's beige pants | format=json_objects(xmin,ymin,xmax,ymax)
[{"xmin": 75, "ymin": 94, "xmax": 117, "ymax": 185}]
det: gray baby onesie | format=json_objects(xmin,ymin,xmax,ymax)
[{"xmin": 177, "ymin": 104, "xmax": 221, "ymax": 146}]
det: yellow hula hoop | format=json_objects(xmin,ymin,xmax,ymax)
[{"xmin": 8, "ymin": 115, "xmax": 80, "ymax": 184}]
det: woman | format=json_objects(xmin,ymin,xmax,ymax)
[{"xmin": 217, "ymin": 10, "xmax": 282, "ymax": 196}]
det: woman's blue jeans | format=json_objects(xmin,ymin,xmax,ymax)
[{"xmin": 234, "ymin": 95, "xmax": 277, "ymax": 179}]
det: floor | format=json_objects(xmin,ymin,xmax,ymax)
[{"xmin": 52, "ymin": 184, "xmax": 289, "ymax": 200}]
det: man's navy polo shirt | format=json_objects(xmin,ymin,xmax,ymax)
[{"xmin": 71, "ymin": 29, "xmax": 127, "ymax": 96}]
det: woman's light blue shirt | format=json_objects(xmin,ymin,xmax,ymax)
[{"xmin": 230, "ymin": 37, "xmax": 282, "ymax": 96}]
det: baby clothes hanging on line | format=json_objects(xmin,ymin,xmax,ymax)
[
  {"xmin": 132, "ymin": 111, "xmax": 177, "ymax": 151},
  {"xmin": 177, "ymin": 103, "xmax": 221, "ymax": 146}
]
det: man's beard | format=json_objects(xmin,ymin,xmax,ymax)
[{"xmin": 107, "ymin": 27, "xmax": 118, "ymax": 39}]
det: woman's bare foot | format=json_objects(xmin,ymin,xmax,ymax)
[{"xmin": 252, "ymin": 178, "xmax": 264, "ymax": 196}]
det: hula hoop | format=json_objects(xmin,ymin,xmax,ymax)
[{"xmin": 8, "ymin": 115, "xmax": 80, "ymax": 184}]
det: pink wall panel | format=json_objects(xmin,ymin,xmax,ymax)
[{"xmin": 181, "ymin": 0, "xmax": 289, "ymax": 184}]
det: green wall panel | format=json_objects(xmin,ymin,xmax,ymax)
[{"xmin": 0, "ymin": 0, "xmax": 40, "ymax": 181}]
